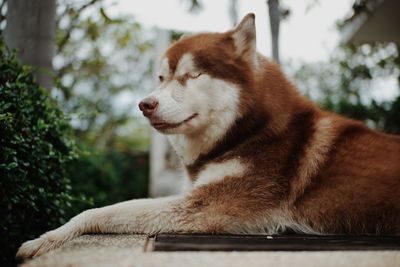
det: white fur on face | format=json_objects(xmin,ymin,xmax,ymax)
[
  {"xmin": 175, "ymin": 53, "xmax": 198, "ymax": 77},
  {"xmin": 144, "ymin": 52, "xmax": 241, "ymax": 135},
  {"xmin": 159, "ymin": 57, "xmax": 170, "ymax": 78},
  {"xmin": 167, "ymin": 73, "xmax": 241, "ymax": 164}
]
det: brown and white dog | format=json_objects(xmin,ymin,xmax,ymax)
[{"xmin": 17, "ymin": 13, "xmax": 400, "ymax": 258}]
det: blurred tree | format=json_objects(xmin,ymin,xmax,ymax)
[
  {"xmin": 229, "ymin": 0, "xmax": 238, "ymax": 26},
  {"xmin": 54, "ymin": 0, "xmax": 153, "ymax": 150},
  {"xmin": 268, "ymin": 0, "xmax": 281, "ymax": 63},
  {"xmin": 267, "ymin": 0, "xmax": 289, "ymax": 64},
  {"xmin": 283, "ymin": 0, "xmax": 399, "ymax": 134},
  {"xmin": 53, "ymin": 1, "xmax": 153, "ymax": 207},
  {"xmin": 0, "ymin": 0, "xmax": 155, "ymax": 149},
  {"xmin": 289, "ymin": 42, "xmax": 400, "ymax": 134},
  {"xmin": 4, "ymin": 0, "xmax": 56, "ymax": 90}
]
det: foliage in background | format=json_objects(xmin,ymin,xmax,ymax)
[
  {"xmin": 289, "ymin": 42, "xmax": 400, "ymax": 134},
  {"xmin": 52, "ymin": 0, "xmax": 152, "ymax": 219},
  {"xmin": 65, "ymin": 145, "xmax": 148, "ymax": 218},
  {"xmin": 54, "ymin": 0, "xmax": 153, "ymax": 150},
  {"xmin": 0, "ymin": 39, "xmax": 82, "ymax": 266}
]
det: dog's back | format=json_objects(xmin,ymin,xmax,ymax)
[
  {"xmin": 292, "ymin": 115, "xmax": 400, "ymax": 234},
  {"xmin": 237, "ymin": 57, "xmax": 400, "ymax": 234}
]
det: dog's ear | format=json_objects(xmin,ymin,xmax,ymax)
[{"xmin": 231, "ymin": 13, "xmax": 257, "ymax": 61}]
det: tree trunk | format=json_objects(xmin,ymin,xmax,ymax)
[
  {"xmin": 229, "ymin": 0, "xmax": 238, "ymax": 27},
  {"xmin": 5, "ymin": 0, "xmax": 56, "ymax": 90},
  {"xmin": 268, "ymin": 0, "xmax": 280, "ymax": 64}
]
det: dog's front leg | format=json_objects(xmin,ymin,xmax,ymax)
[{"xmin": 17, "ymin": 195, "xmax": 189, "ymax": 258}]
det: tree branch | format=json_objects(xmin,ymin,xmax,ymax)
[{"xmin": 57, "ymin": 0, "xmax": 100, "ymax": 54}]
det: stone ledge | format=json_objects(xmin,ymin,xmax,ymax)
[{"xmin": 21, "ymin": 234, "xmax": 400, "ymax": 267}]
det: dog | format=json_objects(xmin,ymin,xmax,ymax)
[{"xmin": 17, "ymin": 13, "xmax": 400, "ymax": 259}]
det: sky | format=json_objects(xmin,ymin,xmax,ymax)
[
  {"xmin": 108, "ymin": 0, "xmax": 354, "ymax": 62},
  {"xmin": 106, "ymin": 0, "xmax": 398, "ymax": 102}
]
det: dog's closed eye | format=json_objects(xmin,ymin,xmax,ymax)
[{"xmin": 188, "ymin": 73, "xmax": 202, "ymax": 79}]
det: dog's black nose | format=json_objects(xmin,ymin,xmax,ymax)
[{"xmin": 139, "ymin": 97, "xmax": 158, "ymax": 117}]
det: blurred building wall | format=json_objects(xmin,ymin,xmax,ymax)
[{"xmin": 149, "ymin": 29, "xmax": 183, "ymax": 197}]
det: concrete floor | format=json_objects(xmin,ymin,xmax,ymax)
[{"xmin": 21, "ymin": 234, "xmax": 400, "ymax": 267}]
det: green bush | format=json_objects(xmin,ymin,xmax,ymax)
[{"xmin": 0, "ymin": 40, "xmax": 78, "ymax": 266}]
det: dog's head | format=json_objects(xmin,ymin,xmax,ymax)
[{"xmin": 139, "ymin": 14, "xmax": 258, "ymax": 135}]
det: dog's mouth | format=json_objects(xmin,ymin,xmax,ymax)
[{"xmin": 151, "ymin": 113, "xmax": 198, "ymax": 131}]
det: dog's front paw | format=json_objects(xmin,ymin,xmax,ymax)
[{"xmin": 16, "ymin": 232, "xmax": 66, "ymax": 259}]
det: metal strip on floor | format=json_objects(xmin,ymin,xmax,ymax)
[{"xmin": 149, "ymin": 234, "xmax": 400, "ymax": 252}]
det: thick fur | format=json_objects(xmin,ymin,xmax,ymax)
[{"xmin": 17, "ymin": 13, "xmax": 400, "ymax": 259}]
